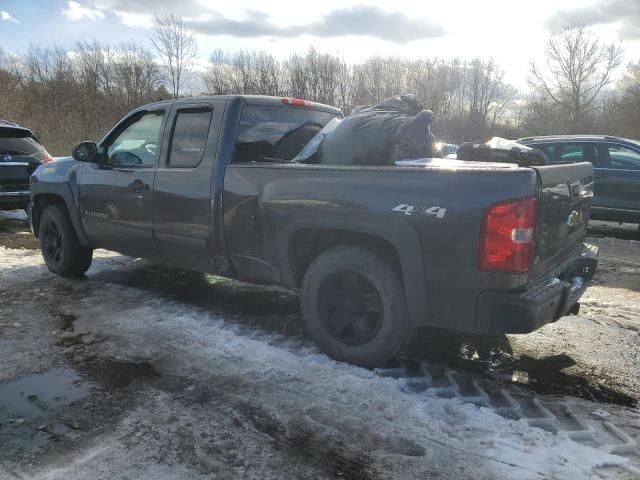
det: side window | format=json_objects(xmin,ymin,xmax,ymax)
[
  {"xmin": 167, "ymin": 108, "xmax": 213, "ymax": 168},
  {"xmin": 105, "ymin": 111, "xmax": 164, "ymax": 168},
  {"xmin": 607, "ymin": 145, "xmax": 640, "ymax": 171},
  {"xmin": 558, "ymin": 144, "xmax": 584, "ymax": 163},
  {"xmin": 532, "ymin": 143, "xmax": 556, "ymax": 161}
]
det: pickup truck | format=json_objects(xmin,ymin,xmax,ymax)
[{"xmin": 29, "ymin": 95, "xmax": 598, "ymax": 367}]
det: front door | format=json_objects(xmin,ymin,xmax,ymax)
[{"xmin": 79, "ymin": 109, "xmax": 167, "ymax": 258}]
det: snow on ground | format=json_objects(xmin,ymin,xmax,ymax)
[
  {"xmin": 1, "ymin": 247, "xmax": 638, "ymax": 480},
  {"xmin": 0, "ymin": 209, "xmax": 28, "ymax": 222}
]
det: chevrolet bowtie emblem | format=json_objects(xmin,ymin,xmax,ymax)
[{"xmin": 567, "ymin": 210, "xmax": 582, "ymax": 227}]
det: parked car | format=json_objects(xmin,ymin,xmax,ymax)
[
  {"xmin": 0, "ymin": 120, "xmax": 54, "ymax": 210},
  {"xmin": 29, "ymin": 96, "xmax": 598, "ymax": 366},
  {"xmin": 519, "ymin": 135, "xmax": 640, "ymax": 225}
]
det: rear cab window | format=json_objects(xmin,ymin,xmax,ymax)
[
  {"xmin": 0, "ymin": 128, "xmax": 47, "ymax": 158},
  {"xmin": 234, "ymin": 106, "xmax": 339, "ymax": 164}
]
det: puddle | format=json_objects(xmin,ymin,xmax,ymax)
[
  {"xmin": 0, "ymin": 367, "xmax": 94, "ymax": 448},
  {"xmin": 0, "ymin": 358, "xmax": 159, "ymax": 454},
  {"xmin": 0, "ymin": 368, "xmax": 91, "ymax": 420}
]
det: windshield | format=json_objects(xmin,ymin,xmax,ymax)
[{"xmin": 0, "ymin": 129, "xmax": 47, "ymax": 157}]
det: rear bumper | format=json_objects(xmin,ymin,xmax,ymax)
[
  {"xmin": 0, "ymin": 190, "xmax": 30, "ymax": 209},
  {"xmin": 477, "ymin": 243, "xmax": 598, "ymax": 334}
]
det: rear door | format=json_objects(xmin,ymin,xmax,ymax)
[
  {"xmin": 79, "ymin": 109, "xmax": 167, "ymax": 258},
  {"xmin": 153, "ymin": 100, "xmax": 223, "ymax": 270},
  {"xmin": 592, "ymin": 142, "xmax": 640, "ymax": 218}
]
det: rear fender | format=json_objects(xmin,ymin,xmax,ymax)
[{"xmin": 276, "ymin": 209, "xmax": 429, "ymax": 327}]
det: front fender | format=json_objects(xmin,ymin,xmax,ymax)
[{"xmin": 30, "ymin": 159, "xmax": 90, "ymax": 247}]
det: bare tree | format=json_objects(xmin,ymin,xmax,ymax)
[
  {"xmin": 150, "ymin": 13, "xmax": 198, "ymax": 98},
  {"xmin": 530, "ymin": 27, "xmax": 623, "ymax": 132},
  {"xmin": 0, "ymin": 48, "xmax": 22, "ymax": 118}
]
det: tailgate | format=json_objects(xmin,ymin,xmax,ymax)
[
  {"xmin": 530, "ymin": 162, "xmax": 594, "ymax": 280},
  {"xmin": 0, "ymin": 161, "xmax": 31, "ymax": 191}
]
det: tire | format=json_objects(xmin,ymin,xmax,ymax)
[
  {"xmin": 301, "ymin": 246, "xmax": 410, "ymax": 367},
  {"xmin": 39, "ymin": 205, "xmax": 93, "ymax": 277}
]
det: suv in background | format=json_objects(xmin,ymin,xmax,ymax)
[
  {"xmin": 0, "ymin": 121, "xmax": 54, "ymax": 210},
  {"xmin": 519, "ymin": 135, "xmax": 640, "ymax": 225}
]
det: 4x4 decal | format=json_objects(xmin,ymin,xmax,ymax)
[{"xmin": 392, "ymin": 204, "xmax": 447, "ymax": 218}]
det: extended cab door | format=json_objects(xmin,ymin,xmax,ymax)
[
  {"xmin": 78, "ymin": 109, "xmax": 167, "ymax": 258},
  {"xmin": 153, "ymin": 101, "xmax": 223, "ymax": 270}
]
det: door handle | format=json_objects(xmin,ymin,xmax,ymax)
[
  {"xmin": 128, "ymin": 179, "xmax": 150, "ymax": 192},
  {"xmin": 594, "ymin": 175, "xmax": 607, "ymax": 179}
]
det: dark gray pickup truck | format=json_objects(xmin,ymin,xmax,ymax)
[{"xmin": 30, "ymin": 95, "xmax": 598, "ymax": 366}]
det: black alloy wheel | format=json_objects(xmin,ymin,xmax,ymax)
[
  {"xmin": 42, "ymin": 218, "xmax": 64, "ymax": 267},
  {"xmin": 317, "ymin": 269, "xmax": 384, "ymax": 346}
]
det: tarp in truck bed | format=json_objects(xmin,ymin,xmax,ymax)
[{"xmin": 317, "ymin": 95, "xmax": 435, "ymax": 166}]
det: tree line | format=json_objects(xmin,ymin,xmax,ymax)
[{"xmin": 0, "ymin": 18, "xmax": 638, "ymax": 156}]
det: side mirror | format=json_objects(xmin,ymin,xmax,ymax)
[{"xmin": 72, "ymin": 141, "xmax": 99, "ymax": 163}]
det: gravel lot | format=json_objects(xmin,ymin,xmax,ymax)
[{"xmin": 1, "ymin": 212, "xmax": 639, "ymax": 480}]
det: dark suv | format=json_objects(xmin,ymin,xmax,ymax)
[
  {"xmin": 519, "ymin": 135, "xmax": 640, "ymax": 224},
  {"xmin": 0, "ymin": 121, "xmax": 53, "ymax": 210}
]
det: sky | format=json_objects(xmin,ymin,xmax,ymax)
[{"xmin": 1, "ymin": 0, "xmax": 640, "ymax": 89}]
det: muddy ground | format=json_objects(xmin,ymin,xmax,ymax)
[{"xmin": 1, "ymin": 213, "xmax": 639, "ymax": 479}]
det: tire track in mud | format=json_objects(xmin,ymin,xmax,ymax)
[{"xmin": 374, "ymin": 361, "xmax": 640, "ymax": 463}]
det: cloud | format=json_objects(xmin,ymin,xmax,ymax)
[
  {"xmin": 94, "ymin": 0, "xmax": 203, "ymax": 16},
  {"xmin": 63, "ymin": 1, "xmax": 106, "ymax": 21},
  {"xmin": 60, "ymin": 2, "xmax": 445, "ymax": 43},
  {"xmin": 0, "ymin": 11, "xmax": 19, "ymax": 23},
  {"xmin": 188, "ymin": 6, "xmax": 445, "ymax": 43},
  {"xmin": 545, "ymin": 0, "xmax": 640, "ymax": 39}
]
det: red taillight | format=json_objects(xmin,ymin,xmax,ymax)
[
  {"xmin": 480, "ymin": 197, "xmax": 537, "ymax": 273},
  {"xmin": 281, "ymin": 97, "xmax": 309, "ymax": 107},
  {"xmin": 41, "ymin": 155, "xmax": 55, "ymax": 164}
]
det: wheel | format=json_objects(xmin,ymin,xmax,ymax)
[
  {"xmin": 301, "ymin": 246, "xmax": 410, "ymax": 367},
  {"xmin": 39, "ymin": 205, "xmax": 93, "ymax": 277}
]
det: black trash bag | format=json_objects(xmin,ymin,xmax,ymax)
[{"xmin": 318, "ymin": 94, "xmax": 435, "ymax": 166}]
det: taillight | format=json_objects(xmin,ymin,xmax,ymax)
[
  {"xmin": 480, "ymin": 197, "xmax": 537, "ymax": 273},
  {"xmin": 41, "ymin": 155, "xmax": 55, "ymax": 164},
  {"xmin": 281, "ymin": 97, "xmax": 310, "ymax": 107}
]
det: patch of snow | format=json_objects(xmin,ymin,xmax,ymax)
[{"xmin": 0, "ymin": 209, "xmax": 28, "ymax": 221}]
